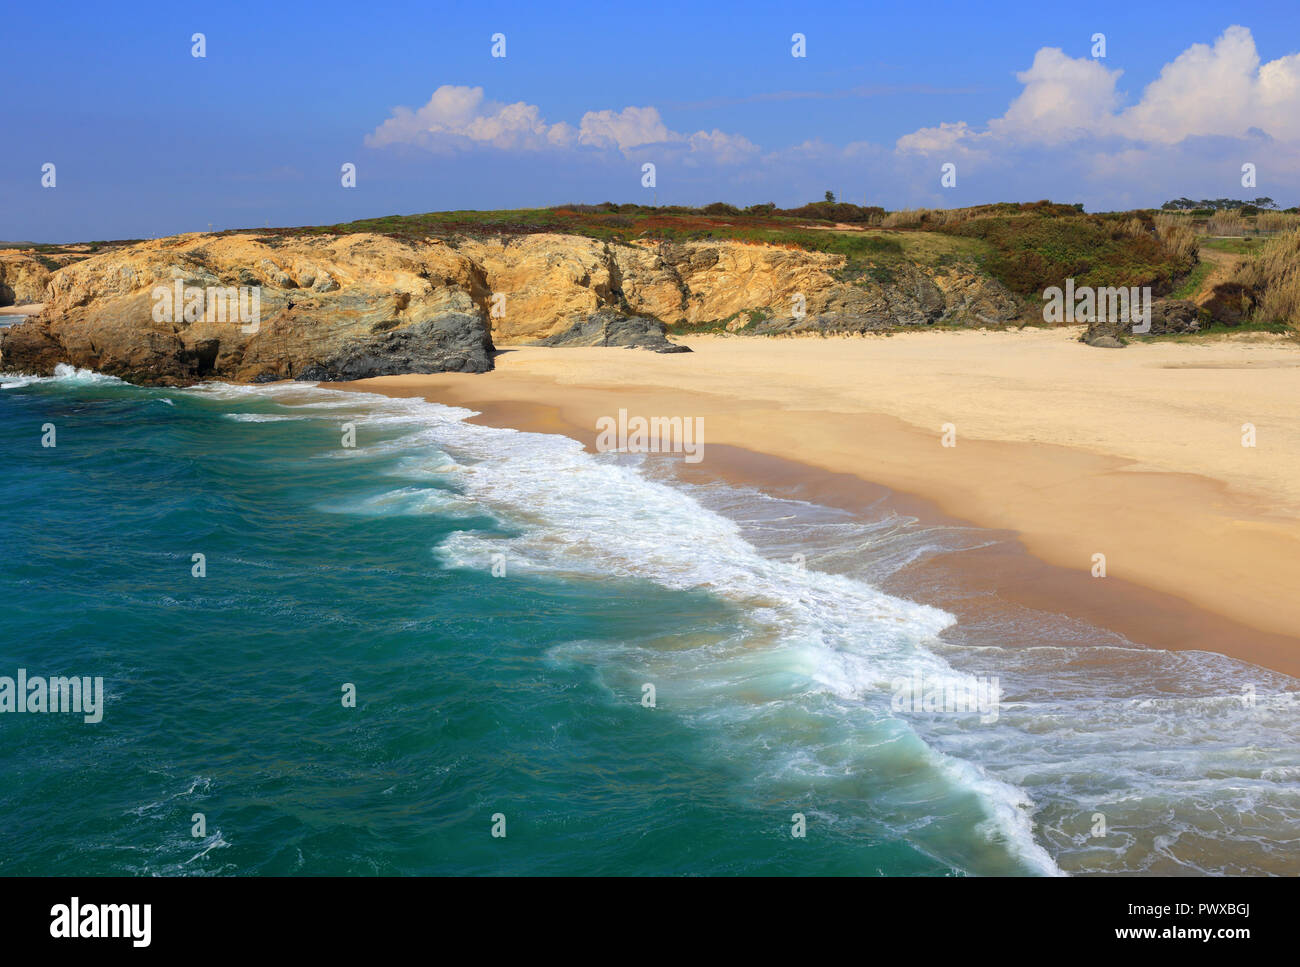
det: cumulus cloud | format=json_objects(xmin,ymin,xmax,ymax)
[
  {"xmin": 365, "ymin": 86, "xmax": 557, "ymax": 152},
  {"xmin": 897, "ymin": 26, "xmax": 1300, "ymax": 152},
  {"xmin": 367, "ymin": 86, "xmax": 756, "ymax": 163},
  {"xmin": 896, "ymin": 121, "xmax": 979, "ymax": 154},
  {"xmin": 1118, "ymin": 26, "xmax": 1300, "ymax": 143},
  {"xmin": 577, "ymin": 106, "xmax": 672, "ymax": 151},
  {"xmin": 364, "ymin": 30, "xmax": 1300, "ymax": 210},
  {"xmin": 882, "ymin": 26, "xmax": 1300, "ymax": 209},
  {"xmin": 684, "ymin": 129, "xmax": 760, "ymax": 164},
  {"xmin": 989, "ymin": 48, "xmax": 1124, "ymax": 144}
]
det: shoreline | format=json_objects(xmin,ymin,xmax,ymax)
[
  {"xmin": 343, "ymin": 330, "xmax": 1300, "ymax": 679},
  {"xmin": 0, "ymin": 303, "xmax": 41, "ymax": 316}
]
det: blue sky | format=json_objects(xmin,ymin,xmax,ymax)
[{"xmin": 4, "ymin": 0, "xmax": 1299, "ymax": 241}]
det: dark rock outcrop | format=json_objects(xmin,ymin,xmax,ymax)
[
  {"xmin": 294, "ymin": 314, "xmax": 493, "ymax": 381},
  {"xmin": 1199, "ymin": 282, "xmax": 1255, "ymax": 326},
  {"xmin": 1082, "ymin": 299, "xmax": 1212, "ymax": 347},
  {"xmin": 537, "ymin": 310, "xmax": 690, "ymax": 353},
  {"xmin": 746, "ymin": 263, "xmax": 1020, "ymax": 335}
]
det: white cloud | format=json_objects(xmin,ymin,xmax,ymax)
[
  {"xmin": 684, "ymin": 129, "xmax": 760, "ymax": 164},
  {"xmin": 546, "ymin": 121, "xmax": 577, "ymax": 148},
  {"xmin": 367, "ymin": 86, "xmax": 755, "ymax": 163},
  {"xmin": 577, "ymin": 106, "xmax": 672, "ymax": 151},
  {"xmin": 365, "ymin": 85, "xmax": 556, "ymax": 152},
  {"xmin": 897, "ymin": 121, "xmax": 979, "ymax": 154},
  {"xmin": 1119, "ymin": 26, "xmax": 1300, "ymax": 143},
  {"xmin": 897, "ymin": 26, "xmax": 1300, "ymax": 152},
  {"xmin": 362, "ymin": 31, "xmax": 1300, "ymax": 210},
  {"xmin": 989, "ymin": 48, "xmax": 1124, "ymax": 143}
]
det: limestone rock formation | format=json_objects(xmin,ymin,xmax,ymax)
[
  {"xmin": 1, "ymin": 227, "xmax": 1031, "ymax": 384},
  {"xmin": 1, "ymin": 233, "xmax": 494, "ymax": 384},
  {"xmin": 0, "ymin": 252, "xmax": 53, "ymax": 305}
]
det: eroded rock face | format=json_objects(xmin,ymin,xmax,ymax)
[
  {"xmin": 0, "ymin": 252, "xmax": 53, "ymax": 305},
  {"xmin": 932, "ymin": 268, "xmax": 1025, "ymax": 325},
  {"xmin": 459, "ymin": 234, "xmax": 1022, "ymax": 341},
  {"xmin": 0, "ymin": 233, "xmax": 495, "ymax": 384},
  {"xmin": 746, "ymin": 264, "xmax": 977, "ymax": 335},
  {"xmin": 457, "ymin": 234, "xmax": 618, "ymax": 342},
  {"xmin": 630, "ymin": 240, "xmax": 841, "ymax": 326},
  {"xmin": 0, "ymin": 228, "xmax": 1027, "ymax": 383}
]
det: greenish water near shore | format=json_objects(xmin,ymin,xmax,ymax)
[{"xmin": 1, "ymin": 367, "xmax": 1294, "ymax": 876}]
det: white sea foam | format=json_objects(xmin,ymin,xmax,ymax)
[
  {"xmin": 224, "ymin": 412, "xmax": 310, "ymax": 423},
  {"xmin": 1, "ymin": 363, "xmax": 125, "ymax": 388},
  {"xmin": 182, "ymin": 382, "xmax": 1300, "ymax": 876},
  {"xmin": 317, "ymin": 486, "xmax": 482, "ymax": 519},
  {"xmin": 254, "ymin": 384, "xmax": 1062, "ymax": 875},
  {"xmin": 52, "ymin": 363, "xmax": 123, "ymax": 384}
]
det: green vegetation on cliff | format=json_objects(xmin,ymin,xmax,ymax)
[
  {"xmin": 945, "ymin": 211, "xmax": 1197, "ymax": 297},
  {"xmin": 9, "ymin": 198, "xmax": 1299, "ymax": 336}
]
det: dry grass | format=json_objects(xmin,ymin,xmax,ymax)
[
  {"xmin": 881, "ymin": 209, "xmax": 926, "ymax": 229},
  {"xmin": 1153, "ymin": 214, "xmax": 1199, "ymax": 261},
  {"xmin": 1227, "ymin": 229, "xmax": 1300, "ymax": 327},
  {"xmin": 1255, "ymin": 211, "xmax": 1300, "ymax": 234},
  {"xmin": 880, "ymin": 207, "xmax": 975, "ymax": 229},
  {"xmin": 1207, "ymin": 212, "xmax": 1248, "ymax": 236}
]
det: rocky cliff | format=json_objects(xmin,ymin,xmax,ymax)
[
  {"xmin": 458, "ymin": 233, "xmax": 1022, "ymax": 337},
  {"xmin": 0, "ymin": 230, "xmax": 1024, "ymax": 384},
  {"xmin": 0, "ymin": 252, "xmax": 53, "ymax": 306},
  {"xmin": 0, "ymin": 234, "xmax": 495, "ymax": 384}
]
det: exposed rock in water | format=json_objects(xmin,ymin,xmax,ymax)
[
  {"xmin": 537, "ymin": 310, "xmax": 690, "ymax": 353},
  {"xmin": 1081, "ymin": 299, "xmax": 1211, "ymax": 347}
]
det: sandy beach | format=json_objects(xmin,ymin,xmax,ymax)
[
  {"xmin": 0, "ymin": 304, "xmax": 41, "ymax": 316},
  {"xmin": 346, "ymin": 327, "xmax": 1300, "ymax": 678}
]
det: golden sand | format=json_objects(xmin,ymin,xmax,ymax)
[{"xmin": 345, "ymin": 327, "xmax": 1300, "ymax": 676}]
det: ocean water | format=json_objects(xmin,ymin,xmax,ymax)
[{"xmin": 0, "ymin": 365, "xmax": 1296, "ymax": 876}]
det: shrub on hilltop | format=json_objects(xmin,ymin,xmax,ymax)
[{"xmin": 942, "ymin": 208, "xmax": 1197, "ymax": 296}]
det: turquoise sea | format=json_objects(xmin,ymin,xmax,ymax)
[{"xmin": 1, "ymin": 364, "xmax": 1297, "ymax": 876}]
